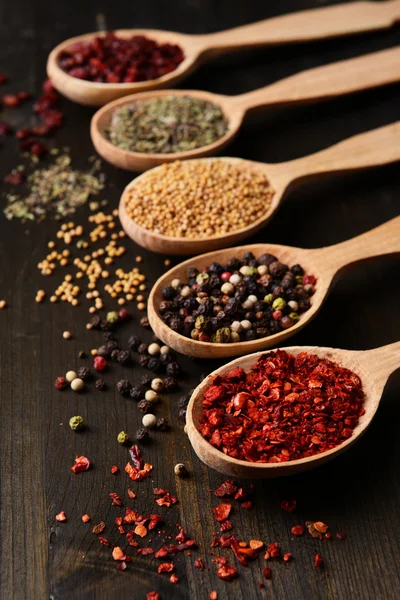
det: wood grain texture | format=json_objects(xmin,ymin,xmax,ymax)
[{"xmin": 0, "ymin": 1, "xmax": 400, "ymax": 599}]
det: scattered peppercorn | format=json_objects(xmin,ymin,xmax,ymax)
[
  {"xmin": 69, "ymin": 415, "xmax": 84, "ymax": 431},
  {"xmin": 156, "ymin": 417, "xmax": 169, "ymax": 431},
  {"xmin": 142, "ymin": 414, "xmax": 157, "ymax": 429},
  {"xmin": 66, "ymin": 370, "xmax": 77, "ymax": 382},
  {"xmin": 63, "ymin": 330, "xmax": 72, "ymax": 340},
  {"xmin": 117, "ymin": 431, "xmax": 129, "ymax": 445},
  {"xmin": 95, "ymin": 378, "xmax": 106, "ymax": 390},
  {"xmin": 71, "ymin": 378, "xmax": 85, "ymax": 392},
  {"xmin": 77, "ymin": 366, "xmax": 91, "ymax": 381},
  {"xmin": 94, "ymin": 355, "xmax": 107, "ymax": 371},
  {"xmin": 138, "ymin": 399, "xmax": 153, "ymax": 413},
  {"xmin": 174, "ymin": 463, "xmax": 188, "ymax": 477},
  {"xmin": 116, "ymin": 379, "xmax": 132, "ymax": 396},
  {"xmin": 54, "ymin": 376, "xmax": 67, "ymax": 390},
  {"xmin": 136, "ymin": 427, "xmax": 150, "ymax": 443},
  {"xmin": 0, "ymin": 300, "xmax": 7, "ymax": 309}
]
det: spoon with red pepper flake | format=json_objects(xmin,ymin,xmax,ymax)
[
  {"xmin": 148, "ymin": 216, "xmax": 400, "ymax": 358},
  {"xmin": 47, "ymin": 2, "xmax": 400, "ymax": 106},
  {"xmin": 93, "ymin": 47, "xmax": 400, "ymax": 172},
  {"xmin": 186, "ymin": 342, "xmax": 400, "ymax": 478}
]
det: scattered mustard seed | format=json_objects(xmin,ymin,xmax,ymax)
[{"xmin": 63, "ymin": 331, "xmax": 72, "ymax": 340}]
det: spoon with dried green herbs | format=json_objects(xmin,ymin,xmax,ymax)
[
  {"xmin": 48, "ymin": 1, "xmax": 400, "ymax": 106},
  {"xmin": 92, "ymin": 46, "xmax": 400, "ymax": 171}
]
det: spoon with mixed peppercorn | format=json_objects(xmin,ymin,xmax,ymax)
[
  {"xmin": 186, "ymin": 342, "xmax": 400, "ymax": 477},
  {"xmin": 119, "ymin": 122, "xmax": 400, "ymax": 254},
  {"xmin": 92, "ymin": 46, "xmax": 400, "ymax": 171},
  {"xmin": 48, "ymin": 1, "xmax": 400, "ymax": 106},
  {"xmin": 147, "ymin": 217, "xmax": 400, "ymax": 358}
]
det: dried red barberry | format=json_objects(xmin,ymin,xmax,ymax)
[
  {"xmin": 263, "ymin": 566, "xmax": 272, "ymax": 580},
  {"xmin": 158, "ymin": 562, "xmax": 174, "ymax": 573},
  {"xmin": 146, "ymin": 593, "xmax": 160, "ymax": 600}
]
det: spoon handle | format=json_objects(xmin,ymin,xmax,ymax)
[
  {"xmin": 361, "ymin": 341, "xmax": 400, "ymax": 383},
  {"xmin": 274, "ymin": 122, "xmax": 400, "ymax": 185},
  {"xmin": 231, "ymin": 46, "xmax": 400, "ymax": 114},
  {"xmin": 312, "ymin": 216, "xmax": 400, "ymax": 273},
  {"xmin": 198, "ymin": 1, "xmax": 400, "ymax": 55}
]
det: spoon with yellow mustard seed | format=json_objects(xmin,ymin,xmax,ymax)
[
  {"xmin": 186, "ymin": 342, "xmax": 400, "ymax": 477},
  {"xmin": 92, "ymin": 46, "xmax": 400, "ymax": 171},
  {"xmin": 147, "ymin": 216, "xmax": 400, "ymax": 359},
  {"xmin": 119, "ymin": 121, "xmax": 400, "ymax": 255},
  {"xmin": 48, "ymin": 1, "xmax": 400, "ymax": 106}
]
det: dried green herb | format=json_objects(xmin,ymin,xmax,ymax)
[
  {"xmin": 106, "ymin": 95, "xmax": 229, "ymax": 154},
  {"xmin": 3, "ymin": 152, "xmax": 105, "ymax": 222}
]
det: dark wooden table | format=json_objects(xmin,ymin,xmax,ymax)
[{"xmin": 1, "ymin": 1, "xmax": 400, "ymax": 599}]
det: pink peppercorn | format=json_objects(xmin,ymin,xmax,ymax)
[
  {"xmin": 302, "ymin": 274, "xmax": 316, "ymax": 286},
  {"xmin": 220, "ymin": 272, "xmax": 232, "ymax": 281},
  {"xmin": 272, "ymin": 310, "xmax": 283, "ymax": 320},
  {"xmin": 55, "ymin": 377, "xmax": 67, "ymax": 390},
  {"xmin": 94, "ymin": 355, "xmax": 107, "ymax": 371},
  {"xmin": 118, "ymin": 308, "xmax": 131, "ymax": 320}
]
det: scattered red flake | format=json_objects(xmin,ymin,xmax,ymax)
[
  {"xmin": 109, "ymin": 492, "xmax": 123, "ymax": 507},
  {"xmin": 98, "ymin": 536, "xmax": 110, "ymax": 546},
  {"xmin": 241, "ymin": 501, "xmax": 252, "ymax": 509},
  {"xmin": 136, "ymin": 547, "xmax": 154, "ymax": 556},
  {"xmin": 258, "ymin": 583, "xmax": 265, "ymax": 589},
  {"xmin": 30, "ymin": 142, "xmax": 46, "ymax": 157},
  {"xmin": 263, "ymin": 566, "xmax": 272, "ymax": 580},
  {"xmin": 305, "ymin": 521, "xmax": 325, "ymax": 540},
  {"xmin": 219, "ymin": 534, "xmax": 258, "ymax": 566},
  {"xmin": 111, "ymin": 466, "xmax": 119, "ymax": 474},
  {"xmin": 210, "ymin": 592, "xmax": 218, "ymax": 600},
  {"xmin": 153, "ymin": 488, "xmax": 167, "ymax": 496},
  {"xmin": 291, "ymin": 525, "xmax": 305, "ymax": 536},
  {"xmin": 92, "ymin": 521, "xmax": 106, "ymax": 535},
  {"xmin": 115, "ymin": 516, "xmax": 123, "ymax": 526},
  {"xmin": 112, "ymin": 546, "xmax": 127, "ymax": 561},
  {"xmin": 283, "ymin": 553, "xmax": 292, "ymax": 563},
  {"xmin": 117, "ymin": 561, "xmax": 127, "ymax": 571},
  {"xmin": 249, "ymin": 540, "xmax": 263, "ymax": 550},
  {"xmin": 158, "ymin": 562, "xmax": 175, "ymax": 573},
  {"xmin": 126, "ymin": 532, "xmax": 139, "ymax": 547},
  {"xmin": 170, "ymin": 574, "xmax": 179, "ymax": 584},
  {"xmin": 135, "ymin": 524, "xmax": 147, "ymax": 538},
  {"xmin": 55, "ymin": 511, "xmax": 66, "ymax": 522},
  {"xmin": 156, "ymin": 493, "xmax": 178, "ymax": 507},
  {"xmin": 280, "ymin": 499, "xmax": 296, "ymax": 513},
  {"xmin": 214, "ymin": 480, "xmax": 238, "ymax": 498},
  {"xmin": 127, "ymin": 489, "xmax": 136, "ymax": 499},
  {"xmin": 314, "ymin": 553, "xmax": 323, "ymax": 568},
  {"xmin": 215, "ymin": 561, "xmax": 238, "ymax": 581},
  {"xmin": 71, "ymin": 455, "xmax": 90, "ymax": 473},
  {"xmin": 94, "ymin": 355, "xmax": 107, "ymax": 371},
  {"xmin": 148, "ymin": 514, "xmax": 163, "ymax": 530},
  {"xmin": 194, "ymin": 558, "xmax": 205, "ymax": 570},
  {"xmin": 234, "ymin": 487, "xmax": 247, "ymax": 501},
  {"xmin": 325, "ymin": 532, "xmax": 333, "ymax": 540},
  {"xmin": 313, "ymin": 521, "xmax": 329, "ymax": 534},
  {"xmin": 213, "ymin": 503, "xmax": 231, "ymax": 522},
  {"xmin": 175, "ymin": 526, "xmax": 187, "ymax": 543},
  {"xmin": 146, "ymin": 593, "xmax": 160, "ymax": 600},
  {"xmin": 155, "ymin": 547, "xmax": 169, "ymax": 559},
  {"xmin": 17, "ymin": 91, "xmax": 31, "ymax": 102},
  {"xmin": 16, "ymin": 128, "xmax": 32, "ymax": 140},
  {"xmin": 336, "ymin": 532, "xmax": 346, "ymax": 541},
  {"xmin": 265, "ymin": 542, "xmax": 280, "ymax": 560},
  {"xmin": 118, "ymin": 526, "xmax": 125, "ymax": 534},
  {"xmin": 125, "ymin": 461, "xmax": 152, "ymax": 481},
  {"xmin": 81, "ymin": 514, "xmax": 90, "ymax": 523},
  {"xmin": 220, "ymin": 520, "xmax": 233, "ymax": 532}
]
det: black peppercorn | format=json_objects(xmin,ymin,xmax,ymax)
[
  {"xmin": 147, "ymin": 357, "xmax": 162, "ymax": 372},
  {"xmin": 140, "ymin": 316, "xmax": 150, "ymax": 328},
  {"xmin": 163, "ymin": 377, "xmax": 178, "ymax": 392},
  {"xmin": 291, "ymin": 264, "xmax": 304, "ymax": 276},
  {"xmin": 99, "ymin": 319, "xmax": 111, "ymax": 331},
  {"xmin": 156, "ymin": 417, "xmax": 169, "ymax": 431},
  {"xmin": 138, "ymin": 399, "xmax": 152, "ymax": 413},
  {"xmin": 208, "ymin": 262, "xmax": 224, "ymax": 275},
  {"xmin": 139, "ymin": 355, "xmax": 150, "ymax": 368},
  {"xmin": 162, "ymin": 286, "xmax": 177, "ymax": 300},
  {"xmin": 187, "ymin": 266, "xmax": 199, "ymax": 278},
  {"xmin": 178, "ymin": 395, "xmax": 190, "ymax": 408},
  {"xmin": 243, "ymin": 251, "xmax": 255, "ymax": 263},
  {"xmin": 105, "ymin": 340, "xmax": 119, "ymax": 353},
  {"xmin": 258, "ymin": 253, "xmax": 278, "ymax": 266},
  {"xmin": 136, "ymin": 427, "xmax": 150, "ymax": 443},
  {"xmin": 95, "ymin": 378, "xmax": 106, "ymax": 390},
  {"xmin": 128, "ymin": 334, "xmax": 141, "ymax": 350},
  {"xmin": 116, "ymin": 379, "xmax": 132, "ymax": 396},
  {"xmin": 160, "ymin": 352, "xmax": 172, "ymax": 365},
  {"xmin": 77, "ymin": 366, "xmax": 91, "ymax": 381},
  {"xmin": 141, "ymin": 373, "xmax": 153, "ymax": 386},
  {"xmin": 130, "ymin": 384, "xmax": 146, "ymax": 401},
  {"xmin": 269, "ymin": 261, "xmax": 288, "ymax": 278},
  {"xmin": 166, "ymin": 361, "xmax": 181, "ymax": 377},
  {"xmin": 103, "ymin": 332, "xmax": 115, "ymax": 342},
  {"xmin": 227, "ymin": 258, "xmax": 241, "ymax": 271},
  {"xmin": 244, "ymin": 330, "xmax": 256, "ymax": 341},
  {"xmin": 116, "ymin": 350, "xmax": 130, "ymax": 365},
  {"xmin": 179, "ymin": 407, "xmax": 187, "ymax": 422},
  {"xmin": 90, "ymin": 315, "xmax": 102, "ymax": 328},
  {"xmin": 281, "ymin": 316, "xmax": 294, "ymax": 329},
  {"xmin": 159, "ymin": 300, "xmax": 172, "ymax": 314},
  {"xmin": 97, "ymin": 345, "xmax": 110, "ymax": 358},
  {"xmin": 138, "ymin": 343, "xmax": 148, "ymax": 354}
]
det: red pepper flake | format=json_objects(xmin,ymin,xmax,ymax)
[
  {"xmin": 263, "ymin": 566, "xmax": 272, "ymax": 580},
  {"xmin": 313, "ymin": 521, "xmax": 329, "ymax": 534},
  {"xmin": 158, "ymin": 562, "xmax": 175, "ymax": 573},
  {"xmin": 250, "ymin": 540, "xmax": 263, "ymax": 550},
  {"xmin": 241, "ymin": 501, "xmax": 252, "ymax": 509},
  {"xmin": 55, "ymin": 511, "xmax": 66, "ymax": 522},
  {"xmin": 117, "ymin": 561, "xmax": 127, "ymax": 571},
  {"xmin": 283, "ymin": 552, "xmax": 292, "ymax": 563},
  {"xmin": 98, "ymin": 536, "xmax": 110, "ymax": 546},
  {"xmin": 111, "ymin": 466, "xmax": 119, "ymax": 474},
  {"xmin": 291, "ymin": 525, "xmax": 305, "ymax": 536},
  {"xmin": 280, "ymin": 499, "xmax": 296, "ymax": 513},
  {"xmin": 135, "ymin": 524, "xmax": 147, "ymax": 538},
  {"xmin": 155, "ymin": 547, "xmax": 169, "ymax": 559},
  {"xmin": 153, "ymin": 488, "xmax": 167, "ymax": 496},
  {"xmin": 148, "ymin": 514, "xmax": 163, "ymax": 530},
  {"xmin": 118, "ymin": 526, "xmax": 125, "ymax": 534},
  {"xmin": 156, "ymin": 493, "xmax": 178, "ymax": 507},
  {"xmin": 109, "ymin": 492, "xmax": 123, "ymax": 507},
  {"xmin": 71, "ymin": 455, "xmax": 90, "ymax": 473},
  {"xmin": 136, "ymin": 547, "xmax": 154, "ymax": 556},
  {"xmin": 125, "ymin": 461, "xmax": 152, "ymax": 482},
  {"xmin": 220, "ymin": 520, "xmax": 233, "ymax": 532},
  {"xmin": 112, "ymin": 546, "xmax": 127, "ymax": 561},
  {"xmin": 129, "ymin": 444, "xmax": 144, "ymax": 469},
  {"xmin": 115, "ymin": 516, "xmax": 123, "ymax": 526},
  {"xmin": 215, "ymin": 560, "xmax": 238, "ymax": 581},
  {"xmin": 127, "ymin": 488, "xmax": 136, "ymax": 499},
  {"xmin": 199, "ymin": 350, "xmax": 365, "ymax": 463},
  {"xmin": 126, "ymin": 532, "xmax": 138, "ymax": 547},
  {"xmin": 234, "ymin": 487, "xmax": 247, "ymax": 501},
  {"xmin": 0, "ymin": 74, "xmax": 8, "ymax": 84},
  {"xmin": 336, "ymin": 532, "xmax": 346, "ymax": 540},
  {"xmin": 210, "ymin": 592, "xmax": 218, "ymax": 600},
  {"xmin": 194, "ymin": 558, "xmax": 205, "ymax": 570},
  {"xmin": 175, "ymin": 526, "xmax": 187, "ymax": 543},
  {"xmin": 214, "ymin": 479, "xmax": 238, "ymax": 498},
  {"xmin": 146, "ymin": 593, "xmax": 160, "ymax": 600},
  {"xmin": 81, "ymin": 514, "xmax": 90, "ymax": 523},
  {"xmin": 170, "ymin": 574, "xmax": 179, "ymax": 584},
  {"xmin": 314, "ymin": 553, "xmax": 323, "ymax": 568},
  {"xmin": 306, "ymin": 521, "xmax": 325, "ymax": 540},
  {"xmin": 325, "ymin": 532, "xmax": 333, "ymax": 540},
  {"xmin": 213, "ymin": 503, "xmax": 231, "ymax": 522},
  {"xmin": 92, "ymin": 521, "xmax": 106, "ymax": 535},
  {"xmin": 265, "ymin": 542, "xmax": 280, "ymax": 560}
]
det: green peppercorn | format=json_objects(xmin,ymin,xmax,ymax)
[
  {"xmin": 196, "ymin": 273, "xmax": 209, "ymax": 285},
  {"xmin": 215, "ymin": 327, "xmax": 231, "ymax": 343},
  {"xmin": 117, "ymin": 431, "xmax": 129, "ymax": 444},
  {"xmin": 264, "ymin": 294, "xmax": 274, "ymax": 304},
  {"xmin": 191, "ymin": 329, "xmax": 199, "ymax": 340},
  {"xmin": 195, "ymin": 315, "xmax": 206, "ymax": 330},
  {"xmin": 69, "ymin": 415, "xmax": 84, "ymax": 431},
  {"xmin": 289, "ymin": 312, "xmax": 300, "ymax": 322},
  {"xmin": 272, "ymin": 297, "xmax": 286, "ymax": 311},
  {"xmin": 295, "ymin": 275, "xmax": 303, "ymax": 285},
  {"xmin": 106, "ymin": 311, "xmax": 119, "ymax": 324}
]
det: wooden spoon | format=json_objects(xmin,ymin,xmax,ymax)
[
  {"xmin": 119, "ymin": 121, "xmax": 400, "ymax": 255},
  {"xmin": 147, "ymin": 216, "xmax": 400, "ymax": 359},
  {"xmin": 47, "ymin": 1, "xmax": 400, "ymax": 106},
  {"xmin": 92, "ymin": 46, "xmax": 400, "ymax": 171},
  {"xmin": 186, "ymin": 341, "xmax": 400, "ymax": 477}
]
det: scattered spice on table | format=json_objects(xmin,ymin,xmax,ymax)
[
  {"xmin": 4, "ymin": 152, "xmax": 104, "ymax": 222},
  {"xmin": 107, "ymin": 95, "xmax": 228, "ymax": 154},
  {"xmin": 123, "ymin": 159, "xmax": 274, "ymax": 238},
  {"xmin": 58, "ymin": 31, "xmax": 184, "ymax": 83},
  {"xmin": 199, "ymin": 349, "xmax": 365, "ymax": 462},
  {"xmin": 159, "ymin": 251, "xmax": 315, "ymax": 342}
]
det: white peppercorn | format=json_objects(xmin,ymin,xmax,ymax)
[
  {"xmin": 230, "ymin": 332, "xmax": 240, "ymax": 342},
  {"xmin": 148, "ymin": 342, "xmax": 161, "ymax": 356},
  {"xmin": 71, "ymin": 378, "xmax": 85, "ymax": 392},
  {"xmin": 66, "ymin": 370, "xmax": 77, "ymax": 382},
  {"xmin": 230, "ymin": 321, "xmax": 242, "ymax": 333},
  {"xmin": 160, "ymin": 345, "xmax": 170, "ymax": 355},
  {"xmin": 288, "ymin": 300, "xmax": 299, "ymax": 311},
  {"xmin": 180, "ymin": 286, "xmax": 191, "ymax": 298},
  {"xmin": 240, "ymin": 319, "xmax": 252, "ymax": 330},
  {"xmin": 171, "ymin": 278, "xmax": 180, "ymax": 289},
  {"xmin": 257, "ymin": 265, "xmax": 268, "ymax": 275},
  {"xmin": 142, "ymin": 414, "xmax": 157, "ymax": 428},
  {"xmin": 151, "ymin": 378, "xmax": 164, "ymax": 392},
  {"xmin": 145, "ymin": 389, "xmax": 159, "ymax": 403},
  {"xmin": 239, "ymin": 265, "xmax": 253, "ymax": 276},
  {"xmin": 221, "ymin": 282, "xmax": 234, "ymax": 295},
  {"xmin": 229, "ymin": 273, "xmax": 241, "ymax": 285}
]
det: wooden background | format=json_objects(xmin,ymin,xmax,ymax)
[{"xmin": 0, "ymin": 1, "xmax": 399, "ymax": 598}]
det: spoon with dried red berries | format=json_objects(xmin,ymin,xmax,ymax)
[
  {"xmin": 47, "ymin": 1, "xmax": 400, "ymax": 106},
  {"xmin": 186, "ymin": 342, "xmax": 400, "ymax": 477},
  {"xmin": 92, "ymin": 46, "xmax": 400, "ymax": 171},
  {"xmin": 147, "ymin": 216, "xmax": 400, "ymax": 359}
]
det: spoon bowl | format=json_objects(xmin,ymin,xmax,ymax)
[
  {"xmin": 47, "ymin": 2, "xmax": 400, "ymax": 106},
  {"xmin": 147, "ymin": 217, "xmax": 400, "ymax": 358},
  {"xmin": 186, "ymin": 342, "xmax": 400, "ymax": 477}
]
